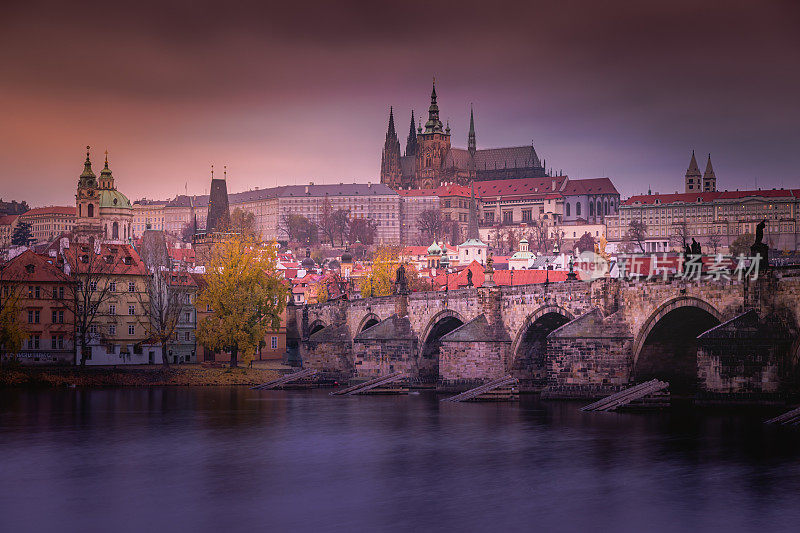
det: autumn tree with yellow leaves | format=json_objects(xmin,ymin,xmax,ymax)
[
  {"xmin": 359, "ymin": 246, "xmax": 405, "ymax": 297},
  {"xmin": 196, "ymin": 236, "xmax": 287, "ymax": 367}
]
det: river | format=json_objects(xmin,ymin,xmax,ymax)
[{"xmin": 1, "ymin": 388, "xmax": 799, "ymax": 532}]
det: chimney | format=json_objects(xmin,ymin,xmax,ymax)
[{"xmin": 551, "ymin": 180, "xmax": 556, "ymax": 191}]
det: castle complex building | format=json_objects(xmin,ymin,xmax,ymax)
[
  {"xmin": 381, "ymin": 82, "xmax": 549, "ymax": 190},
  {"xmin": 606, "ymin": 152, "xmax": 800, "ymax": 253}
]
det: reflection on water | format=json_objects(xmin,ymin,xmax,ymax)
[{"xmin": 1, "ymin": 388, "xmax": 799, "ymax": 532}]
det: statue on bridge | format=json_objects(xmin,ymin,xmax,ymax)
[
  {"xmin": 394, "ymin": 263, "xmax": 409, "ymax": 295},
  {"xmin": 750, "ymin": 219, "xmax": 769, "ymax": 269},
  {"xmin": 466, "ymin": 269, "xmax": 473, "ymax": 287}
]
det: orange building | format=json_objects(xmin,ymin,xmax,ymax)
[{"xmin": 0, "ymin": 250, "xmax": 75, "ymax": 364}]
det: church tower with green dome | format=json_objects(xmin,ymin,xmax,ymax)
[{"xmin": 74, "ymin": 147, "xmax": 134, "ymax": 243}]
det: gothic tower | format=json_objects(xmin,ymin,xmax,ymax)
[
  {"xmin": 405, "ymin": 110, "xmax": 418, "ymax": 157},
  {"xmin": 206, "ymin": 165, "xmax": 230, "ymax": 233},
  {"xmin": 380, "ymin": 107, "xmax": 402, "ymax": 189},
  {"xmin": 703, "ymin": 153, "xmax": 717, "ymax": 192},
  {"xmin": 75, "ymin": 146, "xmax": 102, "ymax": 236},
  {"xmin": 415, "ymin": 79, "xmax": 451, "ymax": 189},
  {"xmin": 468, "ymin": 105, "xmax": 477, "ymax": 157},
  {"xmin": 684, "ymin": 150, "xmax": 702, "ymax": 193}
]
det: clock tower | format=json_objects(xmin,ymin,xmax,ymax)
[{"xmin": 75, "ymin": 146, "xmax": 102, "ymax": 237}]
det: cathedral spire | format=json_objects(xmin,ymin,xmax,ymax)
[
  {"xmin": 406, "ymin": 110, "xmax": 418, "ymax": 156},
  {"xmin": 380, "ymin": 106, "xmax": 402, "ymax": 188},
  {"xmin": 468, "ymin": 105, "xmax": 476, "ymax": 156},
  {"xmin": 467, "ymin": 180, "xmax": 479, "ymax": 240},
  {"xmin": 424, "ymin": 78, "xmax": 444, "ymax": 134}
]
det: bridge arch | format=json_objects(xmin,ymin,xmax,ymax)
[
  {"xmin": 418, "ymin": 310, "xmax": 466, "ymax": 381},
  {"xmin": 357, "ymin": 313, "xmax": 381, "ymax": 333},
  {"xmin": 509, "ymin": 305, "xmax": 574, "ymax": 388},
  {"xmin": 633, "ymin": 296, "xmax": 722, "ymax": 392},
  {"xmin": 308, "ymin": 320, "xmax": 327, "ymax": 336}
]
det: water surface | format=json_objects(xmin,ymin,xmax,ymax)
[{"xmin": 1, "ymin": 388, "xmax": 799, "ymax": 532}]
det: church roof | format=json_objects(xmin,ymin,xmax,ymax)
[
  {"xmin": 561, "ymin": 177, "xmax": 619, "ymax": 196},
  {"xmin": 98, "ymin": 189, "xmax": 132, "ymax": 209},
  {"xmin": 474, "ymin": 146, "xmax": 541, "ymax": 170},
  {"xmin": 476, "ymin": 176, "xmax": 567, "ymax": 198}
]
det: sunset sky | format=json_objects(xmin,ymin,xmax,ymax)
[{"xmin": 1, "ymin": 0, "xmax": 799, "ymax": 206}]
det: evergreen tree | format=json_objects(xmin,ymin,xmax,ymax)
[{"xmin": 11, "ymin": 221, "xmax": 32, "ymax": 246}]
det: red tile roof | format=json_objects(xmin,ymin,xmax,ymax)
[
  {"xmin": 476, "ymin": 176, "xmax": 568, "ymax": 199},
  {"xmin": 20, "ymin": 206, "xmax": 76, "ymax": 217},
  {"xmin": 430, "ymin": 260, "xmax": 568, "ymax": 289},
  {"xmin": 0, "ymin": 214, "xmax": 19, "ymax": 225},
  {"xmin": 623, "ymin": 188, "xmax": 798, "ymax": 206},
  {"xmin": 1, "ymin": 250, "xmax": 73, "ymax": 283},
  {"xmin": 562, "ymin": 177, "xmax": 619, "ymax": 196},
  {"xmin": 62, "ymin": 242, "xmax": 148, "ymax": 276}
]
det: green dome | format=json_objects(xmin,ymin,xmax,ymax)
[
  {"xmin": 98, "ymin": 189, "xmax": 132, "ymax": 209},
  {"xmin": 427, "ymin": 241, "xmax": 441, "ymax": 255}
]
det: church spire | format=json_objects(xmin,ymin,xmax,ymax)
[
  {"xmin": 99, "ymin": 149, "xmax": 114, "ymax": 189},
  {"xmin": 380, "ymin": 106, "xmax": 402, "ymax": 188},
  {"xmin": 685, "ymin": 150, "xmax": 702, "ymax": 193},
  {"xmin": 406, "ymin": 110, "xmax": 418, "ymax": 156},
  {"xmin": 703, "ymin": 153, "xmax": 717, "ymax": 192},
  {"xmin": 424, "ymin": 78, "xmax": 444, "ymax": 134},
  {"xmin": 80, "ymin": 145, "xmax": 95, "ymax": 180},
  {"xmin": 468, "ymin": 105, "xmax": 476, "ymax": 156}
]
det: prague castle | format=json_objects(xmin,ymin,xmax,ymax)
[{"xmin": 380, "ymin": 81, "xmax": 549, "ymax": 190}]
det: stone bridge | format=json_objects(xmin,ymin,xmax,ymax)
[{"xmin": 292, "ymin": 268, "xmax": 800, "ymax": 400}]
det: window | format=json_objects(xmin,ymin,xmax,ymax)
[
  {"xmin": 502, "ymin": 211, "xmax": 513, "ymax": 224},
  {"xmin": 566, "ymin": 203, "xmax": 570, "ymax": 217},
  {"xmin": 128, "ymin": 324, "xmax": 135, "ymax": 335},
  {"xmin": 109, "ymin": 304, "xmax": 116, "ymax": 315},
  {"xmin": 27, "ymin": 335, "xmax": 40, "ymax": 350},
  {"xmin": 90, "ymin": 280, "xmax": 98, "ymax": 291},
  {"xmin": 28, "ymin": 310, "xmax": 40, "ymax": 324},
  {"xmin": 128, "ymin": 282, "xmax": 135, "ymax": 293},
  {"xmin": 271, "ymin": 336, "xmax": 278, "ymax": 350},
  {"xmin": 185, "ymin": 312, "xmax": 190, "ymax": 322},
  {"xmin": 128, "ymin": 305, "xmax": 135, "ymax": 316},
  {"xmin": 89, "ymin": 324, "xmax": 98, "ymax": 334},
  {"xmin": 576, "ymin": 202, "xmax": 582, "ymax": 216},
  {"xmin": 109, "ymin": 282, "xmax": 117, "ymax": 292},
  {"xmin": 522, "ymin": 209, "xmax": 532, "ymax": 222},
  {"xmin": 109, "ymin": 325, "xmax": 116, "ymax": 335},
  {"xmin": 28, "ymin": 285, "xmax": 34, "ymax": 298},
  {"xmin": 184, "ymin": 331, "xmax": 190, "ymax": 341}
]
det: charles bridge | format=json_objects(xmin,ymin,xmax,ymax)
[{"xmin": 290, "ymin": 267, "xmax": 800, "ymax": 400}]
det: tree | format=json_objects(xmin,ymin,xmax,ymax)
[
  {"xmin": 575, "ymin": 232, "xmax": 596, "ymax": 253},
  {"xmin": 136, "ymin": 235, "xmax": 188, "ymax": 368},
  {"xmin": 319, "ymin": 197, "xmax": 336, "ymax": 246},
  {"xmin": 624, "ymin": 220, "xmax": 648, "ymax": 253},
  {"xmin": 225, "ymin": 207, "xmax": 258, "ymax": 238},
  {"xmin": 528, "ymin": 219, "xmax": 550, "ymax": 254},
  {"xmin": 331, "ymin": 209, "xmax": 350, "ymax": 246},
  {"xmin": 196, "ymin": 236, "xmax": 287, "ymax": 368},
  {"xmin": 60, "ymin": 240, "xmax": 136, "ymax": 367},
  {"xmin": 349, "ymin": 217, "xmax": 377, "ymax": 245},
  {"xmin": 670, "ymin": 221, "xmax": 690, "ymax": 251},
  {"xmin": 418, "ymin": 209, "xmax": 444, "ymax": 243},
  {"xmin": 359, "ymin": 245, "xmax": 402, "ymax": 298},
  {"xmin": 281, "ymin": 213, "xmax": 319, "ymax": 245},
  {"xmin": 0, "ymin": 265, "xmax": 25, "ymax": 361},
  {"xmin": 706, "ymin": 230, "xmax": 723, "ymax": 255},
  {"xmin": 180, "ymin": 222, "xmax": 195, "ymax": 243},
  {"xmin": 729, "ymin": 233, "xmax": 754, "ymax": 257},
  {"xmin": 11, "ymin": 221, "xmax": 32, "ymax": 246}
]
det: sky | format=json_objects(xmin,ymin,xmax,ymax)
[{"xmin": 1, "ymin": 0, "xmax": 799, "ymax": 206}]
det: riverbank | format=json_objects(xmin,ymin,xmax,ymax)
[{"xmin": 0, "ymin": 365, "xmax": 282, "ymax": 388}]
